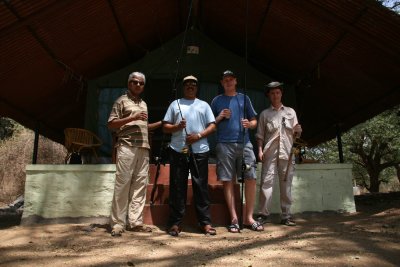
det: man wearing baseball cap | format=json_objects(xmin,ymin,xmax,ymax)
[
  {"xmin": 163, "ymin": 75, "xmax": 217, "ymax": 236},
  {"xmin": 256, "ymin": 81, "xmax": 302, "ymax": 226},
  {"xmin": 211, "ymin": 70, "xmax": 263, "ymax": 232}
]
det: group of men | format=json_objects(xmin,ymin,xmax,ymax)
[{"xmin": 107, "ymin": 70, "xmax": 302, "ymax": 237}]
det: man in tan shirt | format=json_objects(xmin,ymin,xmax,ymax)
[
  {"xmin": 108, "ymin": 71, "xmax": 161, "ymax": 236},
  {"xmin": 256, "ymin": 81, "xmax": 302, "ymax": 226}
]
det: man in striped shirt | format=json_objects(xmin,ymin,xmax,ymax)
[{"xmin": 108, "ymin": 71, "xmax": 161, "ymax": 236}]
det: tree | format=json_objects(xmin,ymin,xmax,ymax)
[
  {"xmin": 305, "ymin": 106, "xmax": 400, "ymax": 192},
  {"xmin": 348, "ymin": 107, "xmax": 400, "ymax": 192}
]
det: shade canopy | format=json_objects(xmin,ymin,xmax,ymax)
[{"xmin": 1, "ymin": 0, "xmax": 399, "ymax": 146}]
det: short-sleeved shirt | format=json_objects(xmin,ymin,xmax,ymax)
[
  {"xmin": 108, "ymin": 92, "xmax": 150, "ymax": 149},
  {"xmin": 163, "ymin": 98, "xmax": 215, "ymax": 153},
  {"xmin": 256, "ymin": 105, "xmax": 299, "ymax": 160},
  {"xmin": 210, "ymin": 93, "xmax": 257, "ymax": 143}
]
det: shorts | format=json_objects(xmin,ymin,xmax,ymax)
[{"xmin": 215, "ymin": 142, "xmax": 257, "ymax": 182}]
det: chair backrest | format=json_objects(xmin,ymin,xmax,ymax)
[{"xmin": 64, "ymin": 128, "xmax": 102, "ymax": 150}]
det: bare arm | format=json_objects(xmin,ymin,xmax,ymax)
[
  {"xmin": 148, "ymin": 121, "xmax": 162, "ymax": 131},
  {"xmin": 108, "ymin": 112, "xmax": 147, "ymax": 130},
  {"xmin": 215, "ymin": 109, "xmax": 231, "ymax": 124},
  {"xmin": 257, "ymin": 138, "xmax": 264, "ymax": 161},
  {"xmin": 293, "ymin": 124, "xmax": 302, "ymax": 137},
  {"xmin": 242, "ymin": 117, "xmax": 257, "ymax": 129},
  {"xmin": 162, "ymin": 119, "xmax": 186, "ymax": 134}
]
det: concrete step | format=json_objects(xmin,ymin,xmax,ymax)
[
  {"xmin": 145, "ymin": 163, "xmax": 245, "ymax": 226},
  {"xmin": 146, "ymin": 184, "xmax": 239, "ymax": 205},
  {"xmin": 149, "ymin": 164, "xmax": 220, "ymax": 184}
]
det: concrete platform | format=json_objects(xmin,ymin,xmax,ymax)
[{"xmin": 22, "ymin": 163, "xmax": 356, "ymax": 225}]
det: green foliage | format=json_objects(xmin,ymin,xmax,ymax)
[{"xmin": 306, "ymin": 106, "xmax": 400, "ymax": 192}]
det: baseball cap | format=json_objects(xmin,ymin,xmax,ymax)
[
  {"xmin": 221, "ymin": 70, "xmax": 236, "ymax": 79},
  {"xmin": 182, "ymin": 75, "xmax": 198, "ymax": 83}
]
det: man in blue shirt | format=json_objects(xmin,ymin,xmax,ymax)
[
  {"xmin": 163, "ymin": 75, "xmax": 217, "ymax": 236},
  {"xmin": 211, "ymin": 70, "xmax": 264, "ymax": 232}
]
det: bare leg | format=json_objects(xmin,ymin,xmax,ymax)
[
  {"xmin": 223, "ymin": 181, "xmax": 237, "ymax": 223},
  {"xmin": 244, "ymin": 179, "xmax": 256, "ymax": 224}
]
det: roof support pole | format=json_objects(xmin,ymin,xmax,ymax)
[
  {"xmin": 336, "ymin": 124, "xmax": 344, "ymax": 163},
  {"xmin": 32, "ymin": 121, "xmax": 40, "ymax": 164}
]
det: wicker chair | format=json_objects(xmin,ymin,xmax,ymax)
[{"xmin": 64, "ymin": 128, "xmax": 103, "ymax": 163}]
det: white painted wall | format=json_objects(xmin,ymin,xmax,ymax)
[
  {"xmin": 256, "ymin": 163, "xmax": 356, "ymax": 213},
  {"xmin": 22, "ymin": 163, "xmax": 355, "ymax": 224},
  {"xmin": 23, "ymin": 165, "xmax": 116, "ymax": 222}
]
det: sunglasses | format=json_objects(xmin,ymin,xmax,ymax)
[
  {"xmin": 184, "ymin": 81, "xmax": 197, "ymax": 87},
  {"xmin": 130, "ymin": 80, "xmax": 145, "ymax": 86}
]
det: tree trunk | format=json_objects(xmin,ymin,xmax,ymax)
[
  {"xmin": 396, "ymin": 164, "xmax": 400, "ymax": 183},
  {"xmin": 368, "ymin": 172, "xmax": 381, "ymax": 192}
]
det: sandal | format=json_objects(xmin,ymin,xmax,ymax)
[
  {"xmin": 167, "ymin": 225, "xmax": 181, "ymax": 237},
  {"xmin": 111, "ymin": 228, "xmax": 124, "ymax": 237},
  {"xmin": 200, "ymin": 224, "xmax": 217, "ymax": 235},
  {"xmin": 244, "ymin": 221, "xmax": 264, "ymax": 231},
  {"xmin": 129, "ymin": 225, "xmax": 153, "ymax": 232},
  {"xmin": 227, "ymin": 223, "xmax": 240, "ymax": 233}
]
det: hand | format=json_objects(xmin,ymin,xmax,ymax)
[
  {"xmin": 186, "ymin": 133, "xmax": 199, "ymax": 145},
  {"xmin": 219, "ymin": 109, "xmax": 231, "ymax": 120},
  {"xmin": 258, "ymin": 151, "xmax": 264, "ymax": 161},
  {"xmin": 134, "ymin": 111, "xmax": 147, "ymax": 121},
  {"xmin": 241, "ymin": 119, "xmax": 250, "ymax": 129},
  {"xmin": 294, "ymin": 124, "xmax": 302, "ymax": 137},
  {"xmin": 177, "ymin": 118, "xmax": 186, "ymax": 129}
]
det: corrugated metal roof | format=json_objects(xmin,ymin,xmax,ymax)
[{"xmin": 0, "ymin": 0, "xmax": 399, "ymax": 146}]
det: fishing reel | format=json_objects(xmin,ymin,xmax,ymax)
[
  {"xmin": 237, "ymin": 162, "xmax": 255, "ymax": 183},
  {"xmin": 241, "ymin": 163, "xmax": 253, "ymax": 172}
]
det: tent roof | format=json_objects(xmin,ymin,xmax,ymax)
[{"xmin": 1, "ymin": 0, "xmax": 399, "ymax": 146}]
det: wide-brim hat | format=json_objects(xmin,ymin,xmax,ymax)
[
  {"xmin": 265, "ymin": 81, "xmax": 283, "ymax": 94},
  {"xmin": 266, "ymin": 81, "xmax": 283, "ymax": 88}
]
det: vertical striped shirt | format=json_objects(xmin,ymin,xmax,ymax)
[{"xmin": 108, "ymin": 92, "xmax": 150, "ymax": 149}]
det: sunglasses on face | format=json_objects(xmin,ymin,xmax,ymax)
[
  {"xmin": 184, "ymin": 81, "xmax": 197, "ymax": 87},
  {"xmin": 130, "ymin": 80, "xmax": 145, "ymax": 86}
]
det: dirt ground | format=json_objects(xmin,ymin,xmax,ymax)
[{"xmin": 1, "ymin": 193, "xmax": 399, "ymax": 267}]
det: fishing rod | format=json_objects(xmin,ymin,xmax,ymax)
[
  {"xmin": 170, "ymin": 0, "xmax": 200, "ymax": 178},
  {"xmin": 239, "ymin": 0, "xmax": 250, "ymax": 230},
  {"xmin": 150, "ymin": 0, "xmax": 196, "ymax": 205}
]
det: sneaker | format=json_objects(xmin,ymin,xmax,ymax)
[
  {"xmin": 280, "ymin": 218, "xmax": 296, "ymax": 226},
  {"xmin": 256, "ymin": 214, "xmax": 270, "ymax": 225}
]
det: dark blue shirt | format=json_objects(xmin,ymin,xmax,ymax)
[{"xmin": 211, "ymin": 93, "xmax": 257, "ymax": 143}]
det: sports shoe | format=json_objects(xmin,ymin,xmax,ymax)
[{"xmin": 280, "ymin": 218, "xmax": 296, "ymax": 226}]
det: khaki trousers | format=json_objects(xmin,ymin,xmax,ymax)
[
  {"xmin": 110, "ymin": 145, "xmax": 149, "ymax": 229},
  {"xmin": 258, "ymin": 144, "xmax": 294, "ymax": 219}
]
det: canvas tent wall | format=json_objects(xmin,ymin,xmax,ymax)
[{"xmin": 85, "ymin": 29, "xmax": 296, "ymax": 160}]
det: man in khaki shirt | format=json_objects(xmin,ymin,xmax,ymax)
[{"xmin": 256, "ymin": 81, "xmax": 302, "ymax": 226}]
